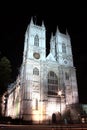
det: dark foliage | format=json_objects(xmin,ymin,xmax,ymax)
[{"xmin": 0, "ymin": 57, "xmax": 12, "ymax": 95}]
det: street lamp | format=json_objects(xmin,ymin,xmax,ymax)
[{"xmin": 58, "ymin": 90, "xmax": 62, "ymax": 114}]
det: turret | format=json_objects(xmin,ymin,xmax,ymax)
[
  {"xmin": 55, "ymin": 26, "xmax": 60, "ymax": 35},
  {"xmin": 50, "ymin": 32, "xmax": 53, "ymax": 41},
  {"xmin": 66, "ymin": 28, "xmax": 70, "ymax": 39},
  {"xmin": 42, "ymin": 20, "xmax": 45, "ymax": 28},
  {"xmin": 30, "ymin": 17, "xmax": 34, "ymax": 25}
]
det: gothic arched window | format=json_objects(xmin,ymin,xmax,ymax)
[
  {"xmin": 47, "ymin": 71, "xmax": 58, "ymax": 95},
  {"xmin": 65, "ymin": 72, "xmax": 69, "ymax": 80},
  {"xmin": 62, "ymin": 43, "xmax": 66, "ymax": 53},
  {"xmin": 34, "ymin": 35, "xmax": 39, "ymax": 46},
  {"xmin": 36, "ymin": 99, "xmax": 38, "ymax": 110},
  {"xmin": 33, "ymin": 67, "xmax": 39, "ymax": 75}
]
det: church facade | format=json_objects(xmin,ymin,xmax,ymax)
[{"xmin": 6, "ymin": 18, "xmax": 79, "ymax": 124}]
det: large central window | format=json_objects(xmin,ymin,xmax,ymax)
[{"xmin": 47, "ymin": 71, "xmax": 58, "ymax": 95}]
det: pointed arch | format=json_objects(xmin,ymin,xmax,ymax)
[
  {"xmin": 65, "ymin": 72, "xmax": 69, "ymax": 80},
  {"xmin": 47, "ymin": 71, "xmax": 58, "ymax": 95},
  {"xmin": 34, "ymin": 34, "xmax": 39, "ymax": 46},
  {"xmin": 62, "ymin": 43, "xmax": 66, "ymax": 53},
  {"xmin": 52, "ymin": 113, "xmax": 56, "ymax": 123},
  {"xmin": 33, "ymin": 67, "xmax": 39, "ymax": 75},
  {"xmin": 36, "ymin": 98, "xmax": 38, "ymax": 110}
]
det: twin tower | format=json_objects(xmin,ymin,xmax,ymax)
[{"xmin": 6, "ymin": 18, "xmax": 79, "ymax": 123}]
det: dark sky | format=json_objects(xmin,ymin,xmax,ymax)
[{"xmin": 0, "ymin": 1, "xmax": 87, "ymax": 103}]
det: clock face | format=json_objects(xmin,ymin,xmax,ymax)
[{"xmin": 33, "ymin": 52, "xmax": 40, "ymax": 59}]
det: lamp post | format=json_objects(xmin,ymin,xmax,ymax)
[{"xmin": 58, "ymin": 90, "xmax": 62, "ymax": 114}]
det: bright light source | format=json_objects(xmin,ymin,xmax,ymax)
[{"xmin": 58, "ymin": 90, "xmax": 62, "ymax": 96}]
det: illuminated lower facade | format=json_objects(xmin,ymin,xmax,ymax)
[{"xmin": 6, "ymin": 18, "xmax": 79, "ymax": 124}]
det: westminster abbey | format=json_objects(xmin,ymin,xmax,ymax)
[{"xmin": 5, "ymin": 18, "xmax": 79, "ymax": 124}]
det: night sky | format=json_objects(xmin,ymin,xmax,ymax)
[{"xmin": 0, "ymin": 1, "xmax": 87, "ymax": 103}]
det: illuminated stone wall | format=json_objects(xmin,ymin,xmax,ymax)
[
  {"xmin": 6, "ymin": 18, "xmax": 79, "ymax": 123},
  {"xmin": 6, "ymin": 76, "xmax": 21, "ymax": 119}
]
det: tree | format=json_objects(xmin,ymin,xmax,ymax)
[{"xmin": 0, "ymin": 57, "xmax": 12, "ymax": 95}]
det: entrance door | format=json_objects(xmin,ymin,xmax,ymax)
[{"xmin": 52, "ymin": 113, "xmax": 56, "ymax": 123}]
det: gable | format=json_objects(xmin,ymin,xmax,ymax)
[{"xmin": 46, "ymin": 53, "xmax": 56, "ymax": 61}]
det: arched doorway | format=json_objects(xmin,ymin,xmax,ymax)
[{"xmin": 52, "ymin": 113, "xmax": 56, "ymax": 123}]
